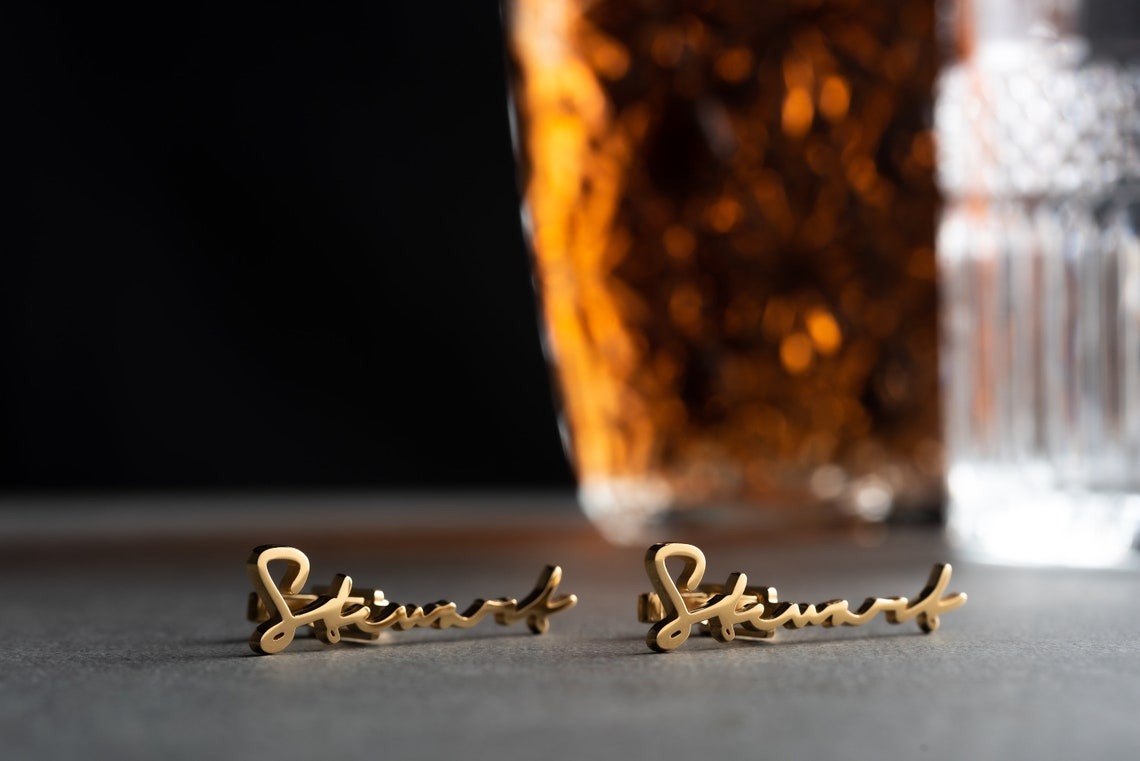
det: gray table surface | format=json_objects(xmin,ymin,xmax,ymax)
[{"xmin": 2, "ymin": 493, "xmax": 1137, "ymax": 760}]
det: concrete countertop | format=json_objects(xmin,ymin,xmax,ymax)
[{"xmin": 3, "ymin": 494, "xmax": 1136, "ymax": 760}]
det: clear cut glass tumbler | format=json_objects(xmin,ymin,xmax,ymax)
[
  {"xmin": 504, "ymin": 0, "xmax": 944, "ymax": 541},
  {"xmin": 937, "ymin": 0, "xmax": 1140, "ymax": 566}
]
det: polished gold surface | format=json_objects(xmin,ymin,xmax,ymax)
[
  {"xmin": 246, "ymin": 545, "xmax": 578, "ymax": 655},
  {"xmin": 639, "ymin": 542, "xmax": 965, "ymax": 652}
]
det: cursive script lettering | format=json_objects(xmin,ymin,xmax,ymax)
[
  {"xmin": 641, "ymin": 543, "xmax": 966, "ymax": 653},
  {"xmin": 247, "ymin": 545, "xmax": 577, "ymax": 655}
]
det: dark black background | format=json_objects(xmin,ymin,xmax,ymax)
[{"xmin": 0, "ymin": 4, "xmax": 574, "ymax": 489}]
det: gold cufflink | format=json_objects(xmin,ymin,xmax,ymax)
[
  {"xmin": 638, "ymin": 542, "xmax": 967, "ymax": 653},
  {"xmin": 246, "ymin": 545, "xmax": 578, "ymax": 655}
]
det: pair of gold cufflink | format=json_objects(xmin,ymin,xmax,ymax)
[{"xmin": 247, "ymin": 543, "xmax": 967, "ymax": 655}]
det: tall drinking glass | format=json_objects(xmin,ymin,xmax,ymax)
[
  {"xmin": 505, "ymin": 0, "xmax": 943, "ymax": 541},
  {"xmin": 937, "ymin": 0, "xmax": 1140, "ymax": 565}
]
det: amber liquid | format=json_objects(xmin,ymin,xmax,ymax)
[{"xmin": 506, "ymin": 0, "xmax": 942, "ymax": 531}]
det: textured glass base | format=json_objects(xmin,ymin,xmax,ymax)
[
  {"xmin": 578, "ymin": 477, "xmax": 673, "ymax": 544},
  {"xmin": 947, "ymin": 463, "xmax": 1140, "ymax": 568},
  {"xmin": 578, "ymin": 476, "xmax": 875, "ymax": 545}
]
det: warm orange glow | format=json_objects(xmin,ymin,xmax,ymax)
[
  {"xmin": 669, "ymin": 284, "xmax": 704, "ymax": 334},
  {"xmin": 780, "ymin": 333, "xmax": 814, "ymax": 374},
  {"xmin": 651, "ymin": 28, "xmax": 684, "ymax": 67},
  {"xmin": 662, "ymin": 225, "xmax": 696, "ymax": 260},
  {"xmin": 587, "ymin": 38, "xmax": 630, "ymax": 80},
  {"xmin": 509, "ymin": 0, "xmax": 638, "ymax": 478},
  {"xmin": 819, "ymin": 76, "xmax": 850, "ymax": 121},
  {"xmin": 782, "ymin": 53, "xmax": 814, "ymax": 90},
  {"xmin": 846, "ymin": 156, "xmax": 878, "ymax": 193},
  {"xmin": 884, "ymin": 41, "xmax": 918, "ymax": 82},
  {"xmin": 715, "ymin": 47, "xmax": 753, "ymax": 82},
  {"xmin": 806, "ymin": 308, "xmax": 842, "ymax": 355},
  {"xmin": 782, "ymin": 88, "xmax": 814, "ymax": 138},
  {"xmin": 705, "ymin": 196, "xmax": 742, "ymax": 232},
  {"xmin": 762, "ymin": 298, "xmax": 796, "ymax": 340},
  {"xmin": 507, "ymin": 0, "xmax": 940, "ymax": 511}
]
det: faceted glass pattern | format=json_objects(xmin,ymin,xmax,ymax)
[
  {"xmin": 937, "ymin": 20, "xmax": 1140, "ymax": 565},
  {"xmin": 506, "ymin": 0, "xmax": 942, "ymax": 539}
]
